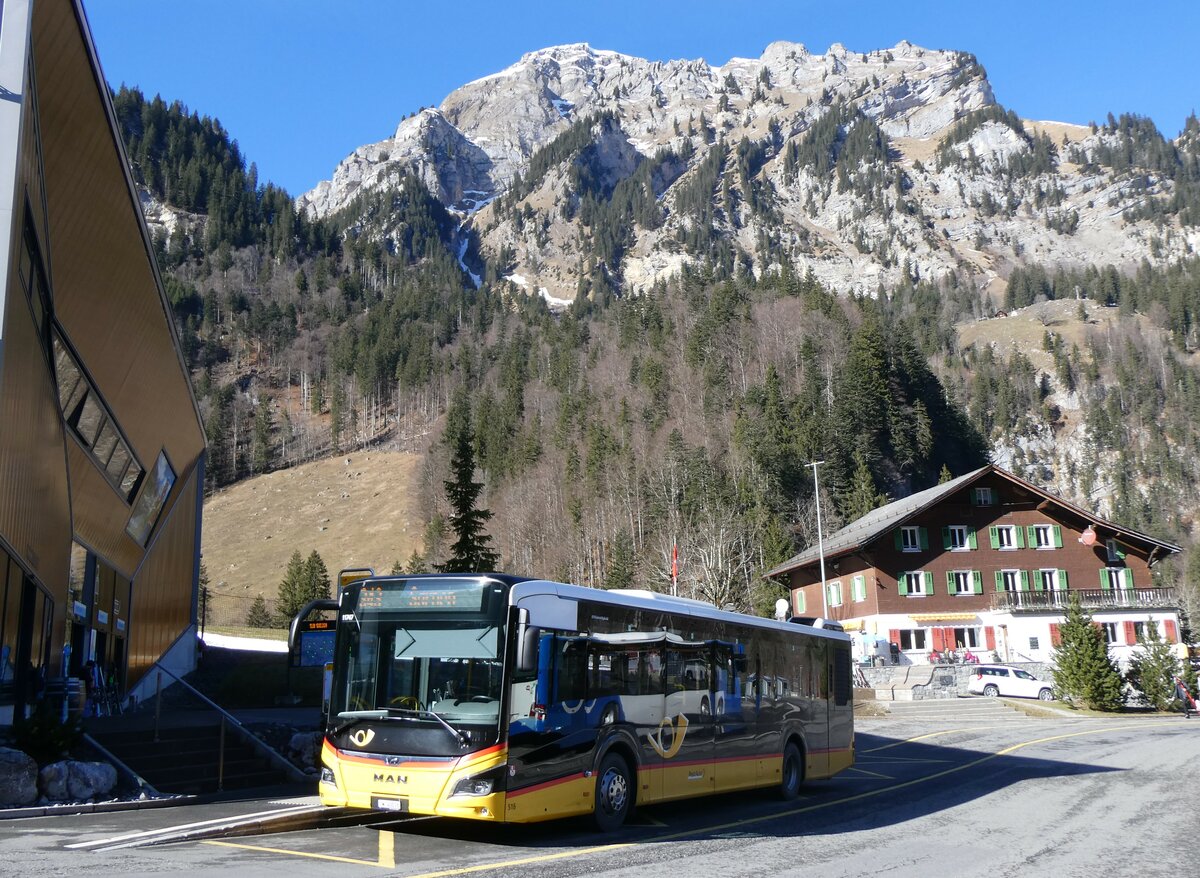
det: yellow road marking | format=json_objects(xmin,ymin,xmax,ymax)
[
  {"xmin": 379, "ymin": 828, "xmax": 395, "ymax": 868},
  {"xmin": 402, "ymin": 843, "xmax": 640, "ymax": 878},
  {"xmin": 202, "ymin": 839, "xmax": 386, "ymax": 867}
]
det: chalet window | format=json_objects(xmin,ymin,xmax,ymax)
[
  {"xmin": 1106, "ymin": 539, "xmax": 1127, "ymax": 563},
  {"xmin": 1101, "ymin": 622, "xmax": 1118, "ymax": 643},
  {"xmin": 896, "ymin": 526, "xmax": 927, "ymax": 552},
  {"xmin": 899, "ymin": 571, "xmax": 932, "ymax": 597},
  {"xmin": 948, "ymin": 570, "xmax": 981, "ymax": 596},
  {"xmin": 1036, "ymin": 569, "xmax": 1067, "ymax": 592},
  {"xmin": 951, "ymin": 627, "xmax": 981, "ymax": 648},
  {"xmin": 795, "ymin": 591, "xmax": 806, "ymax": 614},
  {"xmin": 828, "ymin": 581, "xmax": 843, "ymax": 608},
  {"xmin": 990, "ymin": 524, "xmax": 1023, "ymax": 550},
  {"xmin": 1030, "ymin": 524, "xmax": 1062, "ymax": 549},
  {"xmin": 1101, "ymin": 567, "xmax": 1131, "ymax": 591},
  {"xmin": 899, "ymin": 629, "xmax": 927, "ymax": 651},
  {"xmin": 943, "ymin": 525, "xmax": 977, "ymax": 551},
  {"xmin": 1029, "ymin": 636, "xmax": 1040, "ymax": 651},
  {"xmin": 1133, "ymin": 621, "xmax": 1148, "ymax": 641},
  {"xmin": 851, "ymin": 575, "xmax": 867, "ymax": 602},
  {"xmin": 972, "ymin": 487, "xmax": 995, "ymax": 506},
  {"xmin": 995, "ymin": 569, "xmax": 1026, "ymax": 592}
]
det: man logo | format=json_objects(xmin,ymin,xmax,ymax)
[
  {"xmin": 373, "ymin": 773, "xmax": 408, "ymax": 784},
  {"xmin": 349, "ymin": 728, "xmax": 376, "ymax": 748}
]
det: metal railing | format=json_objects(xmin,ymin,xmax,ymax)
[
  {"xmin": 149, "ymin": 664, "xmax": 309, "ymax": 787},
  {"xmin": 990, "ymin": 587, "xmax": 1178, "ymax": 613}
]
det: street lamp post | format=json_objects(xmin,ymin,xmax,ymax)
[{"xmin": 810, "ymin": 461, "xmax": 828, "ymax": 619}]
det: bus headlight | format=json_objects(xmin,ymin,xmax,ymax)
[
  {"xmin": 451, "ymin": 768, "xmax": 504, "ymax": 798},
  {"xmin": 320, "ymin": 767, "xmax": 337, "ymax": 787}
]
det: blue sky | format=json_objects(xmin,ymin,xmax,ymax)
[{"xmin": 85, "ymin": 0, "xmax": 1198, "ymax": 197}]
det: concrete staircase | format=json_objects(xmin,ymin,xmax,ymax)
[
  {"xmin": 87, "ymin": 713, "xmax": 303, "ymax": 795},
  {"xmin": 872, "ymin": 666, "xmax": 936, "ymax": 701}
]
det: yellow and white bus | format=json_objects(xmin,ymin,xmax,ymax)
[{"xmin": 293, "ymin": 574, "xmax": 854, "ymax": 830}]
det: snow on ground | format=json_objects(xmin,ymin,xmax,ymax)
[
  {"xmin": 539, "ymin": 288, "xmax": 574, "ymax": 310},
  {"xmin": 551, "ymin": 97, "xmax": 574, "ymax": 118},
  {"xmin": 201, "ymin": 631, "xmax": 288, "ymax": 653}
]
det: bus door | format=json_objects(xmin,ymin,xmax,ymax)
[
  {"xmin": 712, "ymin": 641, "xmax": 758, "ymax": 792},
  {"xmin": 662, "ymin": 644, "xmax": 714, "ymax": 798},
  {"xmin": 807, "ymin": 639, "xmax": 830, "ymax": 778}
]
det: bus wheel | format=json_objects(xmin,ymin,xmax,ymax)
[
  {"xmin": 778, "ymin": 742, "xmax": 803, "ymax": 801},
  {"xmin": 592, "ymin": 753, "xmax": 633, "ymax": 831}
]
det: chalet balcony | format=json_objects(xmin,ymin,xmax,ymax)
[{"xmin": 990, "ymin": 588, "xmax": 1178, "ymax": 614}]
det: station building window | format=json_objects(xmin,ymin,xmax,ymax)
[{"xmin": 52, "ymin": 332, "xmax": 144, "ymax": 501}]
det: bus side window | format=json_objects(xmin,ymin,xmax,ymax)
[{"xmin": 555, "ymin": 638, "xmax": 587, "ymax": 702}]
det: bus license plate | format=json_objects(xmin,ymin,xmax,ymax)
[{"xmin": 372, "ymin": 797, "xmax": 409, "ymax": 813}]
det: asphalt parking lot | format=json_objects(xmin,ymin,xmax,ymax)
[{"xmin": 3, "ymin": 699, "xmax": 1197, "ymax": 877}]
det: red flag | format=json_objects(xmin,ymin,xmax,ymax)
[{"xmin": 671, "ymin": 544, "xmax": 678, "ymax": 580}]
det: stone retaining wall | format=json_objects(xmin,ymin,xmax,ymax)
[{"xmin": 860, "ymin": 662, "xmax": 1055, "ymax": 699}]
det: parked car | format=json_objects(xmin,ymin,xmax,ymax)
[{"xmin": 967, "ymin": 665, "xmax": 1054, "ymax": 701}]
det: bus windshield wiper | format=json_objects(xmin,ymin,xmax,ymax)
[{"xmin": 332, "ymin": 708, "xmax": 470, "ymax": 745}]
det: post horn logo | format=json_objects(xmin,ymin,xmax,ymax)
[
  {"xmin": 348, "ymin": 728, "xmax": 376, "ymax": 748},
  {"xmin": 648, "ymin": 713, "xmax": 689, "ymax": 759}
]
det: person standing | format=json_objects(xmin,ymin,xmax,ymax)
[{"xmin": 1175, "ymin": 677, "xmax": 1193, "ymax": 718}]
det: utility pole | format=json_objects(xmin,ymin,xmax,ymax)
[{"xmin": 810, "ymin": 461, "xmax": 828, "ymax": 619}]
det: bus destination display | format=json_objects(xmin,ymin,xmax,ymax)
[{"xmin": 356, "ymin": 579, "xmax": 489, "ymax": 613}]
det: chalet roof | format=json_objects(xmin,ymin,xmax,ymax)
[{"xmin": 765, "ymin": 464, "xmax": 1181, "ymax": 578}]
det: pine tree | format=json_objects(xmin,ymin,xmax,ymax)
[
  {"xmin": 439, "ymin": 390, "xmax": 500, "ymax": 573},
  {"xmin": 303, "ymin": 550, "xmax": 331, "ymax": 604},
  {"xmin": 275, "ymin": 549, "xmax": 307, "ymax": 624},
  {"xmin": 246, "ymin": 594, "xmax": 273, "ymax": 629},
  {"xmin": 843, "ymin": 448, "xmax": 888, "ymax": 520},
  {"xmin": 1125, "ymin": 618, "xmax": 1180, "ymax": 710},
  {"xmin": 606, "ymin": 531, "xmax": 637, "ymax": 589},
  {"xmin": 198, "ymin": 561, "xmax": 212, "ymax": 627},
  {"xmin": 403, "ymin": 550, "xmax": 428, "ymax": 574},
  {"xmin": 1051, "ymin": 594, "xmax": 1125, "ymax": 711}
]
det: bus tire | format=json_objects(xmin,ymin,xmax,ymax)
[
  {"xmin": 778, "ymin": 741, "xmax": 803, "ymax": 801},
  {"xmin": 592, "ymin": 752, "xmax": 633, "ymax": 832}
]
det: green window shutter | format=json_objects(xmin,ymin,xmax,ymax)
[
  {"xmin": 1116, "ymin": 543, "xmax": 1127, "ymax": 560},
  {"xmin": 1025, "ymin": 525, "xmax": 1036, "ymax": 546},
  {"xmin": 1019, "ymin": 570, "xmax": 1029, "ymax": 591},
  {"xmin": 994, "ymin": 570, "xmax": 1003, "ymax": 592},
  {"xmin": 898, "ymin": 573, "xmax": 909, "ymax": 596},
  {"xmin": 945, "ymin": 570, "xmax": 954, "ymax": 592},
  {"xmin": 1052, "ymin": 526, "xmax": 1062, "ymax": 548},
  {"xmin": 1123, "ymin": 568, "xmax": 1132, "ymax": 589},
  {"xmin": 924, "ymin": 571, "xmax": 934, "ymax": 594},
  {"xmin": 894, "ymin": 530, "xmax": 903, "ymax": 551},
  {"xmin": 853, "ymin": 575, "xmax": 865, "ymax": 601},
  {"xmin": 989, "ymin": 526, "xmax": 999, "ymax": 549},
  {"xmin": 942, "ymin": 527, "xmax": 952, "ymax": 550},
  {"xmin": 973, "ymin": 571, "xmax": 983, "ymax": 594},
  {"xmin": 1100, "ymin": 569, "xmax": 1110, "ymax": 590},
  {"xmin": 796, "ymin": 591, "xmax": 806, "ymax": 613},
  {"xmin": 968, "ymin": 527, "xmax": 978, "ymax": 550},
  {"xmin": 1030, "ymin": 570, "xmax": 1043, "ymax": 591},
  {"xmin": 1059, "ymin": 569, "xmax": 1068, "ymax": 589},
  {"xmin": 919, "ymin": 528, "xmax": 929, "ymax": 551},
  {"xmin": 1015, "ymin": 527, "xmax": 1026, "ymax": 549}
]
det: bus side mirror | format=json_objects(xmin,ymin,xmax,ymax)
[{"xmin": 516, "ymin": 608, "xmax": 540, "ymax": 674}]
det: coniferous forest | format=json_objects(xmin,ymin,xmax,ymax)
[{"xmin": 111, "ymin": 86, "xmax": 1200, "ymax": 618}]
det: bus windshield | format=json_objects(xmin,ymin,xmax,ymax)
[{"xmin": 330, "ymin": 577, "xmax": 510, "ymax": 749}]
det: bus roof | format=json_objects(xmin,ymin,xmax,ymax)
[{"xmin": 510, "ymin": 579, "xmax": 851, "ymax": 643}]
